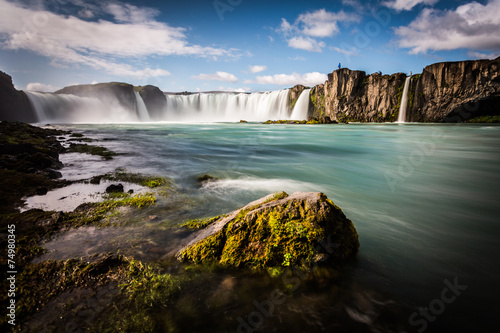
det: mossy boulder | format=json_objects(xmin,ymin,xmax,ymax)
[{"xmin": 176, "ymin": 192, "xmax": 359, "ymax": 269}]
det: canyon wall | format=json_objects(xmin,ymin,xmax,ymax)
[{"xmin": 307, "ymin": 57, "xmax": 500, "ymax": 122}]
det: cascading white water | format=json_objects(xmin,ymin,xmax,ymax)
[
  {"xmin": 164, "ymin": 90, "xmax": 292, "ymax": 122},
  {"xmin": 290, "ymin": 89, "xmax": 311, "ymax": 120},
  {"xmin": 397, "ymin": 76, "xmax": 411, "ymax": 123},
  {"xmin": 23, "ymin": 88, "xmax": 307, "ymax": 123},
  {"xmin": 25, "ymin": 91, "xmax": 139, "ymax": 123},
  {"xmin": 134, "ymin": 91, "xmax": 150, "ymax": 121}
]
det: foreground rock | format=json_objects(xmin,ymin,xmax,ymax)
[
  {"xmin": 0, "ymin": 122, "xmax": 68, "ymax": 212},
  {"xmin": 176, "ymin": 192, "xmax": 359, "ymax": 268}
]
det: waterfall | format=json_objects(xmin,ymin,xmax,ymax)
[
  {"xmin": 397, "ymin": 76, "xmax": 411, "ymax": 123},
  {"xmin": 134, "ymin": 91, "xmax": 150, "ymax": 121},
  {"xmin": 290, "ymin": 89, "xmax": 311, "ymax": 120},
  {"xmin": 23, "ymin": 89, "xmax": 299, "ymax": 123},
  {"xmin": 164, "ymin": 90, "xmax": 291, "ymax": 122},
  {"xmin": 25, "ymin": 91, "xmax": 140, "ymax": 123}
]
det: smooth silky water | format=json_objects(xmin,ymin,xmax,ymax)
[{"xmin": 34, "ymin": 122, "xmax": 500, "ymax": 332}]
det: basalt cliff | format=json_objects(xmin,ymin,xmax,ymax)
[{"xmin": 300, "ymin": 57, "xmax": 500, "ymax": 123}]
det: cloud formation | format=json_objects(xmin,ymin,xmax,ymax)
[
  {"xmin": 245, "ymin": 72, "xmax": 327, "ymax": 86},
  {"xmin": 395, "ymin": 0, "xmax": 500, "ymax": 54},
  {"xmin": 0, "ymin": 0, "xmax": 235, "ymax": 77},
  {"xmin": 278, "ymin": 9, "xmax": 359, "ymax": 52},
  {"xmin": 249, "ymin": 65, "xmax": 267, "ymax": 73},
  {"xmin": 382, "ymin": 0, "xmax": 438, "ymax": 11},
  {"xmin": 26, "ymin": 82, "xmax": 59, "ymax": 92},
  {"xmin": 192, "ymin": 71, "xmax": 238, "ymax": 82}
]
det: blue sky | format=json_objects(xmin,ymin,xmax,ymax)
[{"xmin": 0, "ymin": 0, "xmax": 499, "ymax": 92}]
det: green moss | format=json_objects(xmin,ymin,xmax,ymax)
[
  {"xmin": 182, "ymin": 215, "xmax": 226, "ymax": 229},
  {"xmin": 178, "ymin": 192, "xmax": 359, "ymax": 270},
  {"xmin": 10, "ymin": 255, "xmax": 182, "ymax": 332},
  {"xmin": 102, "ymin": 169, "xmax": 172, "ymax": 189},
  {"xmin": 68, "ymin": 143, "xmax": 117, "ymax": 160},
  {"xmin": 467, "ymin": 115, "xmax": 500, "ymax": 123}
]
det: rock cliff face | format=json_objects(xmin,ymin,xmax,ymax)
[
  {"xmin": 410, "ymin": 57, "xmax": 500, "ymax": 122},
  {"xmin": 0, "ymin": 71, "xmax": 36, "ymax": 122},
  {"xmin": 307, "ymin": 57, "xmax": 500, "ymax": 122},
  {"xmin": 56, "ymin": 82, "xmax": 137, "ymax": 114},
  {"xmin": 309, "ymin": 69, "xmax": 406, "ymax": 122},
  {"xmin": 134, "ymin": 85, "xmax": 167, "ymax": 120}
]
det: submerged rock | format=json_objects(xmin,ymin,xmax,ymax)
[
  {"xmin": 106, "ymin": 184, "xmax": 124, "ymax": 193},
  {"xmin": 176, "ymin": 191, "xmax": 359, "ymax": 268}
]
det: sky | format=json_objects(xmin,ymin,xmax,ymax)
[{"xmin": 0, "ymin": 0, "xmax": 499, "ymax": 92}]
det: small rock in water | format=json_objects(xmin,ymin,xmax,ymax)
[
  {"xmin": 90, "ymin": 176, "xmax": 102, "ymax": 185},
  {"xmin": 43, "ymin": 168, "xmax": 62, "ymax": 179},
  {"xmin": 36, "ymin": 187, "xmax": 48, "ymax": 195},
  {"xmin": 197, "ymin": 174, "xmax": 218, "ymax": 184},
  {"xmin": 106, "ymin": 184, "xmax": 124, "ymax": 193},
  {"xmin": 128, "ymin": 189, "xmax": 134, "ymax": 194}
]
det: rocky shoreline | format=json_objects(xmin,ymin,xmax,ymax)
[{"xmin": 0, "ymin": 122, "xmax": 361, "ymax": 331}]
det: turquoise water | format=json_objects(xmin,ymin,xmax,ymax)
[{"xmin": 46, "ymin": 123, "xmax": 500, "ymax": 332}]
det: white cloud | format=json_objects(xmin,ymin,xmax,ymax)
[
  {"xmin": 288, "ymin": 36, "xmax": 326, "ymax": 52},
  {"xmin": 382, "ymin": 0, "xmax": 438, "ymax": 11},
  {"xmin": 245, "ymin": 72, "xmax": 328, "ymax": 86},
  {"xmin": 297, "ymin": 9, "xmax": 358, "ymax": 37},
  {"xmin": 0, "ymin": 0, "xmax": 236, "ymax": 77},
  {"xmin": 26, "ymin": 82, "xmax": 59, "ymax": 92},
  {"xmin": 467, "ymin": 51, "xmax": 500, "ymax": 59},
  {"xmin": 192, "ymin": 71, "xmax": 238, "ymax": 82},
  {"xmin": 277, "ymin": 9, "xmax": 359, "ymax": 53},
  {"xmin": 288, "ymin": 56, "xmax": 306, "ymax": 61},
  {"xmin": 217, "ymin": 86, "xmax": 252, "ymax": 93},
  {"xmin": 331, "ymin": 46, "xmax": 359, "ymax": 56},
  {"xmin": 249, "ymin": 65, "xmax": 267, "ymax": 73},
  {"xmin": 395, "ymin": 0, "xmax": 500, "ymax": 54}
]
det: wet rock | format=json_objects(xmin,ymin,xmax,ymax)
[
  {"xmin": 90, "ymin": 176, "xmax": 102, "ymax": 185},
  {"xmin": 106, "ymin": 184, "xmax": 124, "ymax": 193},
  {"xmin": 196, "ymin": 174, "xmax": 218, "ymax": 184},
  {"xmin": 43, "ymin": 169, "xmax": 63, "ymax": 179},
  {"xmin": 176, "ymin": 191, "xmax": 359, "ymax": 268},
  {"xmin": 36, "ymin": 187, "xmax": 48, "ymax": 195}
]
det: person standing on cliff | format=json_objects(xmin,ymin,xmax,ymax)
[{"xmin": 338, "ymin": 63, "xmax": 341, "ymax": 69}]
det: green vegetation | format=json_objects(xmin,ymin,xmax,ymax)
[
  {"xmin": 68, "ymin": 143, "xmax": 117, "ymax": 160},
  {"xmin": 182, "ymin": 215, "xmax": 226, "ymax": 229},
  {"xmin": 6, "ymin": 255, "xmax": 182, "ymax": 332},
  {"xmin": 102, "ymin": 169, "xmax": 172, "ymax": 189},
  {"xmin": 310, "ymin": 92, "xmax": 325, "ymax": 118},
  {"xmin": 467, "ymin": 115, "xmax": 500, "ymax": 123}
]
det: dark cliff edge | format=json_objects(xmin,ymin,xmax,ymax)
[
  {"xmin": 134, "ymin": 85, "xmax": 167, "ymax": 120},
  {"xmin": 307, "ymin": 57, "xmax": 500, "ymax": 123},
  {"xmin": 410, "ymin": 57, "xmax": 500, "ymax": 122},
  {"xmin": 56, "ymin": 82, "xmax": 137, "ymax": 115},
  {"xmin": 0, "ymin": 71, "xmax": 36, "ymax": 122}
]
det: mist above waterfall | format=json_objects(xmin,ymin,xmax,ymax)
[{"xmin": 23, "ymin": 88, "xmax": 310, "ymax": 123}]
